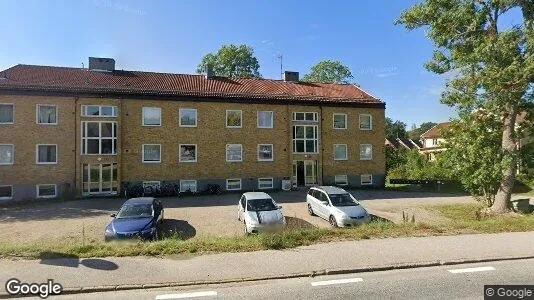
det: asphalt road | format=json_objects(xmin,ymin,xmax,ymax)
[{"xmin": 53, "ymin": 259, "xmax": 534, "ymax": 300}]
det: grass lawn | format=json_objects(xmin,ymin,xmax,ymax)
[{"xmin": 1, "ymin": 204, "xmax": 533, "ymax": 260}]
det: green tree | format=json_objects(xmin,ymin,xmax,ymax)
[
  {"xmin": 408, "ymin": 122, "xmax": 437, "ymax": 139},
  {"xmin": 197, "ymin": 44, "xmax": 261, "ymax": 78},
  {"xmin": 398, "ymin": 0, "xmax": 534, "ymax": 213},
  {"xmin": 386, "ymin": 117, "xmax": 408, "ymax": 139},
  {"xmin": 302, "ymin": 60, "xmax": 353, "ymax": 83}
]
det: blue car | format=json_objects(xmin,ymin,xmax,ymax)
[{"xmin": 105, "ymin": 197, "xmax": 164, "ymax": 241}]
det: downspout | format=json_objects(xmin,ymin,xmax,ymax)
[{"xmin": 319, "ymin": 105, "xmax": 324, "ymax": 185}]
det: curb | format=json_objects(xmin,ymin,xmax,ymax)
[{"xmin": 1, "ymin": 255, "xmax": 534, "ymax": 297}]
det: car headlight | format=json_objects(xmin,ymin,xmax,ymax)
[
  {"xmin": 142, "ymin": 227, "xmax": 155, "ymax": 234},
  {"xmin": 337, "ymin": 213, "xmax": 349, "ymax": 220},
  {"xmin": 247, "ymin": 217, "xmax": 259, "ymax": 226},
  {"xmin": 105, "ymin": 227, "xmax": 114, "ymax": 235}
]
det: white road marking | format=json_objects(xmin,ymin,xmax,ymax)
[
  {"xmin": 447, "ymin": 266, "xmax": 496, "ymax": 274},
  {"xmin": 311, "ymin": 277, "xmax": 364, "ymax": 286},
  {"xmin": 155, "ymin": 291, "xmax": 217, "ymax": 299}
]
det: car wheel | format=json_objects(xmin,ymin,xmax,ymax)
[
  {"xmin": 244, "ymin": 221, "xmax": 249, "ymax": 235},
  {"xmin": 329, "ymin": 215, "xmax": 338, "ymax": 228},
  {"xmin": 307, "ymin": 203, "xmax": 315, "ymax": 216}
]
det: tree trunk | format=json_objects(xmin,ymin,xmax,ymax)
[{"xmin": 491, "ymin": 111, "xmax": 518, "ymax": 213}]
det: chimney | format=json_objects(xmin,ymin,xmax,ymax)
[
  {"xmin": 205, "ymin": 64, "xmax": 214, "ymax": 79},
  {"xmin": 283, "ymin": 71, "xmax": 299, "ymax": 82},
  {"xmin": 88, "ymin": 57, "xmax": 115, "ymax": 72}
]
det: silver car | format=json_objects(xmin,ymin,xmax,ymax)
[
  {"xmin": 237, "ymin": 192, "xmax": 286, "ymax": 234},
  {"xmin": 306, "ymin": 186, "xmax": 369, "ymax": 227}
]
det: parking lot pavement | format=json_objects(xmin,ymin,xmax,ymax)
[{"xmin": 0, "ymin": 189, "xmax": 474, "ymax": 245}]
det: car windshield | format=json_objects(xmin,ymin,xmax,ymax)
[
  {"xmin": 247, "ymin": 198, "xmax": 277, "ymax": 211},
  {"xmin": 329, "ymin": 193, "xmax": 359, "ymax": 207},
  {"xmin": 116, "ymin": 204, "xmax": 153, "ymax": 219}
]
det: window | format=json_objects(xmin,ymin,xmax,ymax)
[
  {"xmin": 335, "ymin": 175, "xmax": 349, "ymax": 186},
  {"xmin": 142, "ymin": 107, "xmax": 162, "ymax": 126},
  {"xmin": 292, "ymin": 112, "xmax": 318, "ymax": 122},
  {"xmin": 226, "ymin": 144, "xmax": 243, "ymax": 162},
  {"xmin": 258, "ymin": 144, "xmax": 274, "ymax": 161},
  {"xmin": 360, "ymin": 144, "xmax": 373, "ymax": 160},
  {"xmin": 226, "ymin": 110, "xmax": 242, "ymax": 128},
  {"xmin": 361, "ymin": 174, "xmax": 373, "ymax": 185},
  {"xmin": 36, "ymin": 184, "xmax": 56, "ymax": 198},
  {"xmin": 258, "ymin": 178, "xmax": 274, "ymax": 189},
  {"xmin": 226, "ymin": 179, "xmax": 242, "ymax": 191},
  {"xmin": 333, "ymin": 114, "xmax": 347, "ymax": 129},
  {"xmin": 81, "ymin": 105, "xmax": 117, "ymax": 117},
  {"xmin": 36, "ymin": 144, "xmax": 57, "ymax": 164},
  {"xmin": 142, "ymin": 144, "xmax": 161, "ymax": 163},
  {"xmin": 0, "ymin": 104, "xmax": 14, "ymax": 124},
  {"xmin": 37, "ymin": 105, "xmax": 57, "ymax": 124},
  {"xmin": 179, "ymin": 144, "xmax": 197, "ymax": 162},
  {"xmin": 180, "ymin": 180, "xmax": 197, "ymax": 192},
  {"xmin": 334, "ymin": 144, "xmax": 348, "ymax": 160},
  {"xmin": 81, "ymin": 122, "xmax": 117, "ymax": 155},
  {"xmin": 292, "ymin": 125, "xmax": 318, "ymax": 153},
  {"xmin": 359, "ymin": 114, "xmax": 372, "ymax": 130},
  {"xmin": 257, "ymin": 111, "xmax": 273, "ymax": 128},
  {"xmin": 432, "ymin": 139, "xmax": 438, "ymax": 146},
  {"xmin": 0, "ymin": 186, "xmax": 12, "ymax": 200},
  {"xmin": 143, "ymin": 181, "xmax": 160, "ymax": 190},
  {"xmin": 179, "ymin": 109, "xmax": 197, "ymax": 127},
  {"xmin": 0, "ymin": 144, "xmax": 14, "ymax": 165}
]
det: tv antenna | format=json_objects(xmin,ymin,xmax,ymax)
[{"xmin": 277, "ymin": 54, "xmax": 283, "ymax": 79}]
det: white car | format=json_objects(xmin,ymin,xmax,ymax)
[
  {"xmin": 237, "ymin": 192, "xmax": 286, "ymax": 234},
  {"xmin": 306, "ymin": 186, "xmax": 370, "ymax": 227}
]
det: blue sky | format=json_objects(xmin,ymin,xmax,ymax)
[{"xmin": 0, "ymin": 0, "xmax": 462, "ymax": 127}]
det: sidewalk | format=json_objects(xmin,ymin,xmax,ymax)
[{"xmin": 1, "ymin": 231, "xmax": 533, "ymax": 294}]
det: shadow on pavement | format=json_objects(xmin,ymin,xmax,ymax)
[
  {"xmin": 285, "ymin": 216, "xmax": 316, "ymax": 229},
  {"xmin": 159, "ymin": 219, "xmax": 196, "ymax": 240},
  {"xmin": 39, "ymin": 253, "xmax": 118, "ymax": 271}
]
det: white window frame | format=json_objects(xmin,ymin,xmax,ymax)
[
  {"xmin": 0, "ymin": 185, "xmax": 13, "ymax": 200},
  {"xmin": 333, "ymin": 144, "xmax": 348, "ymax": 161},
  {"xmin": 179, "ymin": 144, "xmax": 197, "ymax": 163},
  {"xmin": 359, "ymin": 114, "xmax": 373, "ymax": 130},
  {"xmin": 179, "ymin": 180, "xmax": 198, "ymax": 193},
  {"xmin": 226, "ymin": 144, "xmax": 243, "ymax": 162},
  {"xmin": 226, "ymin": 110, "xmax": 243, "ymax": 128},
  {"xmin": 258, "ymin": 178, "xmax": 274, "ymax": 190},
  {"xmin": 81, "ymin": 105, "xmax": 118, "ymax": 117},
  {"xmin": 36, "ymin": 104, "xmax": 58, "ymax": 125},
  {"xmin": 257, "ymin": 111, "xmax": 274, "ymax": 128},
  {"xmin": 0, "ymin": 103, "xmax": 14, "ymax": 124},
  {"xmin": 335, "ymin": 175, "xmax": 349, "ymax": 186},
  {"xmin": 360, "ymin": 144, "xmax": 373, "ymax": 161},
  {"xmin": 361, "ymin": 174, "xmax": 373, "ymax": 185},
  {"xmin": 142, "ymin": 107, "xmax": 162, "ymax": 126},
  {"xmin": 142, "ymin": 144, "xmax": 162, "ymax": 163},
  {"xmin": 333, "ymin": 113, "xmax": 347, "ymax": 129},
  {"xmin": 81, "ymin": 121, "xmax": 118, "ymax": 155},
  {"xmin": 292, "ymin": 125, "xmax": 318, "ymax": 154},
  {"xmin": 142, "ymin": 181, "xmax": 161, "ymax": 190},
  {"xmin": 292, "ymin": 112, "xmax": 318, "ymax": 122},
  {"xmin": 257, "ymin": 144, "xmax": 274, "ymax": 162},
  {"xmin": 36, "ymin": 184, "xmax": 57, "ymax": 199},
  {"xmin": 36, "ymin": 144, "xmax": 58, "ymax": 165},
  {"xmin": 0, "ymin": 144, "xmax": 14, "ymax": 165},
  {"xmin": 179, "ymin": 108, "xmax": 198, "ymax": 127},
  {"xmin": 226, "ymin": 178, "xmax": 242, "ymax": 191}
]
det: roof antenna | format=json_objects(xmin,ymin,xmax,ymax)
[
  {"xmin": 82, "ymin": 62, "xmax": 84, "ymax": 69},
  {"xmin": 277, "ymin": 54, "xmax": 283, "ymax": 79}
]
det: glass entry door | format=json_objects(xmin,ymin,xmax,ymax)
[
  {"xmin": 83, "ymin": 163, "xmax": 118, "ymax": 195},
  {"xmin": 292, "ymin": 160, "xmax": 317, "ymax": 186}
]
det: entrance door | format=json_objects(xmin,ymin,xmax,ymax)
[
  {"xmin": 292, "ymin": 160, "xmax": 316, "ymax": 186},
  {"xmin": 83, "ymin": 163, "xmax": 118, "ymax": 195}
]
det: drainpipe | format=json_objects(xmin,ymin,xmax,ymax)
[
  {"xmin": 74, "ymin": 96, "xmax": 79, "ymax": 198},
  {"xmin": 319, "ymin": 105, "xmax": 324, "ymax": 185}
]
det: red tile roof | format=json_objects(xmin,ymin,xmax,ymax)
[
  {"xmin": 0, "ymin": 64, "xmax": 383, "ymax": 106},
  {"xmin": 420, "ymin": 122, "xmax": 453, "ymax": 139}
]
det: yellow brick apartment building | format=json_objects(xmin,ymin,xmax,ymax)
[{"xmin": 0, "ymin": 58, "xmax": 386, "ymax": 202}]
